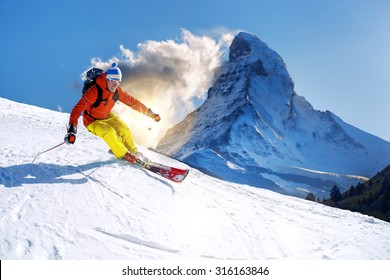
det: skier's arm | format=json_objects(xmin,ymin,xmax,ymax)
[
  {"xmin": 118, "ymin": 88, "xmax": 160, "ymax": 122},
  {"xmin": 68, "ymin": 87, "xmax": 98, "ymax": 126},
  {"xmin": 65, "ymin": 89, "xmax": 97, "ymax": 144},
  {"xmin": 146, "ymin": 108, "xmax": 161, "ymax": 122}
]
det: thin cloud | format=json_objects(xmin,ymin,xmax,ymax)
[{"xmin": 87, "ymin": 29, "xmax": 234, "ymax": 148}]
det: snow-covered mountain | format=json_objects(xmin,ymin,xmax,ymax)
[
  {"xmin": 156, "ymin": 32, "xmax": 390, "ymax": 198},
  {"xmin": 1, "ymin": 97, "xmax": 390, "ymax": 260}
]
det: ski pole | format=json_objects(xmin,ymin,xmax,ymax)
[{"xmin": 32, "ymin": 141, "xmax": 66, "ymax": 163}]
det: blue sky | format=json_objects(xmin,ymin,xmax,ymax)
[{"xmin": 1, "ymin": 0, "xmax": 389, "ymax": 141}]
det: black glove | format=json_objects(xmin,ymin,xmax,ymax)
[
  {"xmin": 64, "ymin": 124, "xmax": 77, "ymax": 144},
  {"xmin": 147, "ymin": 108, "xmax": 161, "ymax": 122}
]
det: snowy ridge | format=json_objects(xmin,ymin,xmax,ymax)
[
  {"xmin": 1, "ymin": 97, "xmax": 390, "ymax": 260},
  {"xmin": 156, "ymin": 32, "xmax": 390, "ymax": 198}
]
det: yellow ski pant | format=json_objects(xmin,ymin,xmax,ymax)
[{"xmin": 87, "ymin": 113, "xmax": 137, "ymax": 159}]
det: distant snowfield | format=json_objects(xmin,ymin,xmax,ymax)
[{"xmin": 1, "ymin": 98, "xmax": 390, "ymax": 260}]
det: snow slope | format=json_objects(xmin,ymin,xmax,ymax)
[{"xmin": 1, "ymin": 97, "xmax": 390, "ymax": 260}]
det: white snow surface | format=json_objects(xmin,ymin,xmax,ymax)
[{"xmin": 1, "ymin": 97, "xmax": 390, "ymax": 260}]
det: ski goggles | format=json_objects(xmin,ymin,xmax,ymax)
[{"xmin": 106, "ymin": 78, "xmax": 121, "ymax": 85}]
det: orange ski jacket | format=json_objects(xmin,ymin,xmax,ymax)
[{"xmin": 69, "ymin": 72, "xmax": 149, "ymax": 127}]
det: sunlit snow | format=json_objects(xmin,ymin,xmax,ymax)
[{"xmin": 1, "ymin": 98, "xmax": 389, "ymax": 260}]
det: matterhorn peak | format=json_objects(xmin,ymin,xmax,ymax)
[
  {"xmin": 229, "ymin": 32, "xmax": 255, "ymax": 61},
  {"xmin": 157, "ymin": 32, "xmax": 390, "ymax": 198}
]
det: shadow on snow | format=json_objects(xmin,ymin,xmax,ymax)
[{"xmin": 0, "ymin": 160, "xmax": 115, "ymax": 188}]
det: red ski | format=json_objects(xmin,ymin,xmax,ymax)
[
  {"xmin": 133, "ymin": 157, "xmax": 189, "ymax": 183},
  {"xmin": 109, "ymin": 150, "xmax": 189, "ymax": 183}
]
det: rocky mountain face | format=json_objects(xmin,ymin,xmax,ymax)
[{"xmin": 156, "ymin": 32, "xmax": 390, "ymax": 198}]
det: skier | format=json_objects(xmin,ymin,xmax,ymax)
[{"xmin": 65, "ymin": 63, "xmax": 161, "ymax": 163}]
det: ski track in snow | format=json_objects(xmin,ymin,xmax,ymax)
[
  {"xmin": 95, "ymin": 228, "xmax": 180, "ymax": 254},
  {"xmin": 1, "ymin": 97, "xmax": 390, "ymax": 260}
]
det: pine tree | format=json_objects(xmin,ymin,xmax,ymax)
[
  {"xmin": 330, "ymin": 185, "xmax": 342, "ymax": 204},
  {"xmin": 382, "ymin": 176, "xmax": 390, "ymax": 193},
  {"xmin": 380, "ymin": 192, "xmax": 390, "ymax": 213},
  {"xmin": 349, "ymin": 185, "xmax": 355, "ymax": 197},
  {"xmin": 366, "ymin": 193, "xmax": 374, "ymax": 207},
  {"xmin": 305, "ymin": 193, "xmax": 316, "ymax": 201},
  {"xmin": 356, "ymin": 183, "xmax": 365, "ymax": 195}
]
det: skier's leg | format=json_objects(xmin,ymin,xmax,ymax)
[
  {"xmin": 87, "ymin": 120, "xmax": 128, "ymax": 159},
  {"xmin": 105, "ymin": 114, "xmax": 138, "ymax": 153}
]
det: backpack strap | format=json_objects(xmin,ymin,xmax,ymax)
[
  {"xmin": 84, "ymin": 85, "xmax": 119, "ymax": 120},
  {"xmin": 83, "ymin": 84, "xmax": 103, "ymax": 120},
  {"xmin": 113, "ymin": 89, "xmax": 119, "ymax": 102},
  {"xmin": 91, "ymin": 83, "xmax": 103, "ymax": 108},
  {"xmin": 93, "ymin": 84, "xmax": 118, "ymax": 106}
]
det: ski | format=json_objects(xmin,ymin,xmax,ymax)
[
  {"xmin": 108, "ymin": 150, "xmax": 189, "ymax": 183},
  {"xmin": 133, "ymin": 157, "xmax": 189, "ymax": 183}
]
